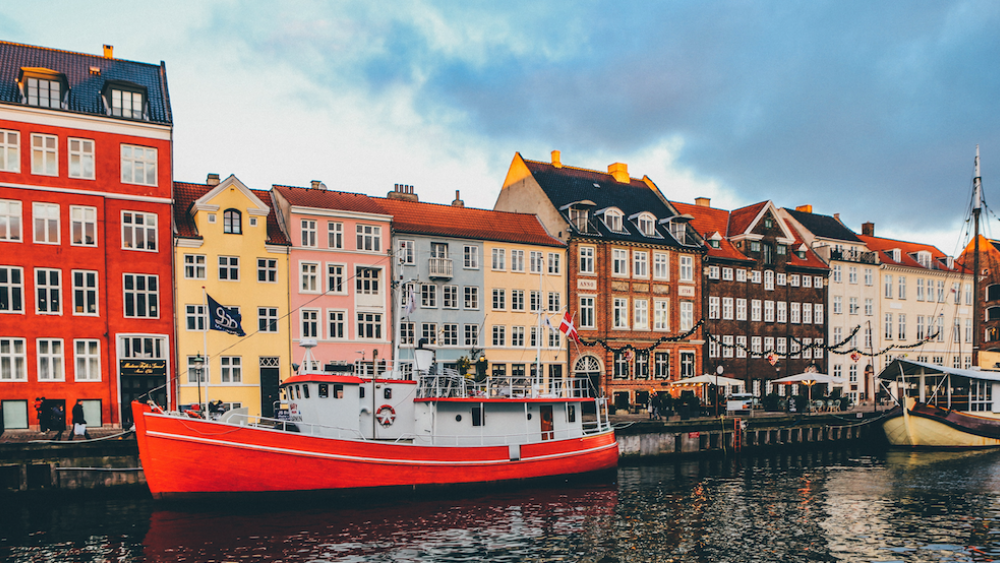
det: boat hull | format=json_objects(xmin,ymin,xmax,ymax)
[
  {"xmin": 881, "ymin": 401, "xmax": 1000, "ymax": 449},
  {"xmin": 132, "ymin": 402, "xmax": 619, "ymax": 498}
]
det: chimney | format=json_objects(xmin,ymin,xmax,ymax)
[
  {"xmin": 206, "ymin": 173, "xmax": 220, "ymax": 186},
  {"xmin": 695, "ymin": 197, "xmax": 711, "ymax": 207},
  {"xmin": 451, "ymin": 190, "xmax": 464, "ymax": 207},
  {"xmin": 310, "ymin": 180, "xmax": 327, "ymax": 190},
  {"xmin": 551, "ymin": 150, "xmax": 562, "ymax": 168},
  {"xmin": 103, "ymin": 44, "xmax": 113, "ymax": 59},
  {"xmin": 833, "ymin": 213, "xmax": 840, "ymax": 222},
  {"xmin": 795, "ymin": 204, "xmax": 812, "ymax": 213},
  {"xmin": 862, "ymin": 221, "xmax": 874, "ymax": 237},
  {"xmin": 387, "ymin": 183, "xmax": 419, "ymax": 202},
  {"xmin": 608, "ymin": 162, "xmax": 629, "ymax": 183}
]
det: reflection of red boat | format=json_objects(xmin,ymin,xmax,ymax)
[{"xmin": 134, "ymin": 347, "xmax": 618, "ymax": 498}]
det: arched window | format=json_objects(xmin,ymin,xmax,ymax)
[
  {"xmin": 988, "ymin": 306, "xmax": 1000, "ymax": 321},
  {"xmin": 223, "ymin": 209, "xmax": 242, "ymax": 234},
  {"xmin": 988, "ymin": 284, "xmax": 1000, "ymax": 302},
  {"xmin": 602, "ymin": 208, "xmax": 624, "ymax": 233},
  {"xmin": 636, "ymin": 212, "xmax": 657, "ymax": 237}
]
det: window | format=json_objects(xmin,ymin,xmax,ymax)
[
  {"xmin": 790, "ymin": 302, "xmax": 800, "ymax": 324},
  {"xmin": 899, "ymin": 313, "xmax": 907, "ymax": 340},
  {"xmin": 0, "ymin": 129, "xmax": 19, "ymax": 172},
  {"xmin": 751, "ymin": 337, "xmax": 762, "ymax": 356},
  {"xmin": 35, "ymin": 268, "xmax": 61, "ymax": 314},
  {"xmin": 848, "ymin": 267, "xmax": 857, "ymax": 284},
  {"xmin": 917, "ymin": 316, "xmax": 925, "ymax": 340},
  {"xmin": 530, "ymin": 290, "xmax": 541, "ymax": 312},
  {"xmin": 443, "ymin": 285, "xmax": 458, "ymax": 309},
  {"xmin": 864, "ymin": 268, "xmax": 873, "ymax": 286},
  {"xmin": 885, "ymin": 275, "xmax": 893, "ymax": 298},
  {"xmin": 356, "ymin": 224, "xmax": 381, "ymax": 251},
  {"xmin": 613, "ymin": 298, "xmax": 629, "ymax": 329},
  {"xmin": 70, "ymin": 206, "xmax": 97, "ymax": 246},
  {"xmin": 679, "ymin": 256, "xmax": 693, "ymax": 282},
  {"xmin": 722, "ymin": 297, "xmax": 734, "ymax": 320},
  {"xmin": 603, "ymin": 209, "xmax": 624, "ymax": 232},
  {"xmin": 110, "ymin": 88, "xmax": 144, "ymax": 118},
  {"xmin": 300, "ymin": 219, "xmax": 316, "ymax": 246},
  {"xmin": 256, "ymin": 258, "xmax": 277, "ymax": 283},
  {"xmin": 258, "ymin": 307, "xmax": 279, "ymax": 333},
  {"xmin": 0, "ymin": 200, "xmax": 21, "ymax": 241},
  {"xmin": 300, "ymin": 262, "xmax": 319, "ymax": 293},
  {"xmin": 464, "ymin": 286, "xmax": 479, "ymax": 310},
  {"xmin": 815, "ymin": 304, "xmax": 823, "ymax": 323},
  {"xmin": 633, "ymin": 251, "xmax": 648, "ymax": 278},
  {"xmin": 709, "ymin": 265, "xmax": 720, "ymax": 280},
  {"xmin": 833, "ymin": 296, "xmax": 842, "ymax": 314},
  {"xmin": 637, "ymin": 213, "xmax": 656, "ymax": 237},
  {"xmin": 442, "ymin": 324, "xmax": 459, "ymax": 346},
  {"xmin": 789, "ymin": 274, "xmax": 800, "ymax": 287},
  {"xmin": 400, "ymin": 322, "xmax": 414, "ymax": 345},
  {"xmin": 899, "ymin": 276, "xmax": 907, "ymax": 299},
  {"xmin": 219, "ymin": 208, "xmax": 243, "ymax": 234},
  {"xmin": 548, "ymin": 292, "xmax": 561, "ymax": 312},
  {"xmin": 723, "ymin": 335, "xmax": 734, "ymax": 358},
  {"xmin": 71, "ymin": 270, "xmax": 97, "ymax": 315},
  {"xmin": 33, "ymin": 202, "xmax": 59, "ymax": 244},
  {"xmin": 492, "ymin": 289, "xmax": 506, "ymax": 310},
  {"xmin": 357, "ymin": 313, "xmax": 383, "ymax": 340},
  {"xmin": 579, "ymin": 246, "xmax": 594, "ymax": 274},
  {"xmin": 327, "ymin": 264, "xmax": 346, "ymax": 294},
  {"xmin": 122, "ymin": 211, "xmax": 157, "ymax": 251},
  {"xmin": 751, "ymin": 299, "xmax": 762, "ymax": 322},
  {"xmin": 634, "ymin": 299, "xmax": 649, "ymax": 330},
  {"xmin": 803, "ymin": 303, "xmax": 812, "ymax": 324},
  {"xmin": 492, "ymin": 325, "xmax": 506, "ymax": 347},
  {"xmin": 764, "ymin": 270, "xmax": 774, "ymax": 291},
  {"xmin": 0, "ymin": 266, "xmax": 23, "ymax": 312},
  {"xmin": 492, "ymin": 248, "xmax": 506, "ymax": 270},
  {"xmin": 68, "ymin": 138, "xmax": 95, "ymax": 179},
  {"xmin": 849, "ymin": 297, "xmax": 858, "ymax": 315},
  {"xmin": 653, "ymin": 253, "xmax": 668, "ymax": 280},
  {"xmin": 654, "ymin": 352, "xmax": 670, "ymax": 379},
  {"xmin": 680, "ymin": 301, "xmax": 693, "ymax": 331},
  {"xmin": 218, "ymin": 256, "xmax": 239, "ymax": 281},
  {"xmin": 327, "ymin": 222, "xmax": 343, "ymax": 249},
  {"xmin": 864, "ymin": 298, "xmax": 873, "ymax": 316},
  {"xmin": 723, "ymin": 267, "xmax": 733, "ymax": 281},
  {"xmin": 680, "ymin": 351, "xmax": 695, "ymax": 378},
  {"xmin": 123, "ymin": 274, "xmax": 158, "ymax": 317},
  {"xmin": 547, "ymin": 253, "xmax": 561, "ymax": 274},
  {"xmin": 917, "ymin": 279, "xmax": 925, "ymax": 301},
  {"xmin": 510, "ymin": 250, "xmax": 525, "ymax": 272},
  {"xmin": 301, "ymin": 309, "xmax": 319, "ymax": 338},
  {"xmin": 777, "ymin": 301, "xmax": 787, "ymax": 323},
  {"xmin": 221, "ymin": 356, "xmax": 242, "ymax": 383},
  {"xmin": 399, "ymin": 240, "xmax": 414, "ymax": 264},
  {"xmin": 184, "ymin": 254, "xmax": 206, "ymax": 279},
  {"xmin": 36, "ymin": 339, "xmax": 64, "ymax": 381},
  {"xmin": 31, "ymin": 134, "xmax": 57, "ymax": 176},
  {"xmin": 736, "ymin": 298, "xmax": 747, "ymax": 321},
  {"xmin": 421, "ymin": 283, "xmax": 437, "ymax": 307},
  {"xmin": 511, "ymin": 326, "xmax": 525, "ymax": 347},
  {"xmin": 654, "ymin": 300, "xmax": 669, "ymax": 331},
  {"xmin": 74, "ymin": 339, "xmax": 100, "ymax": 381},
  {"xmin": 764, "ymin": 300, "xmax": 774, "ymax": 322},
  {"xmin": 802, "ymin": 275, "xmax": 812, "ymax": 288},
  {"xmin": 530, "ymin": 251, "xmax": 543, "ymax": 273},
  {"xmin": 121, "ymin": 145, "xmax": 157, "ymax": 186},
  {"xmin": 465, "ymin": 246, "xmax": 480, "ymax": 269},
  {"xmin": 613, "ymin": 351, "xmax": 629, "ymax": 379},
  {"xmin": 511, "ymin": 289, "xmax": 525, "ymax": 311},
  {"xmin": 580, "ymin": 296, "xmax": 595, "ymax": 329},
  {"xmin": 465, "ymin": 325, "xmax": 479, "ymax": 347}
]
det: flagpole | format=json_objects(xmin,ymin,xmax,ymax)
[{"xmin": 202, "ymin": 286, "xmax": 209, "ymax": 414}]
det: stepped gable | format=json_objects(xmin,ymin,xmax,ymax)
[
  {"xmin": 272, "ymin": 184, "xmax": 389, "ymax": 216},
  {"xmin": 0, "ymin": 40, "xmax": 171, "ymax": 123},
  {"xmin": 671, "ymin": 200, "xmax": 751, "ymax": 262},
  {"xmin": 376, "ymin": 195, "xmax": 564, "ymax": 247},
  {"xmin": 522, "ymin": 158, "xmax": 686, "ymax": 247},
  {"xmin": 859, "ymin": 234, "xmax": 967, "ymax": 272},
  {"xmin": 783, "ymin": 207, "xmax": 862, "ymax": 243}
]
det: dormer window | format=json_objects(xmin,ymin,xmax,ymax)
[
  {"xmin": 670, "ymin": 222, "xmax": 685, "ymax": 243},
  {"xmin": 103, "ymin": 81, "xmax": 148, "ymax": 120},
  {"xmin": 890, "ymin": 249, "xmax": 901, "ymax": 262},
  {"xmin": 562, "ymin": 200, "xmax": 597, "ymax": 235},
  {"xmin": 796, "ymin": 250, "xmax": 806, "ymax": 259},
  {"xmin": 602, "ymin": 209, "xmax": 624, "ymax": 233},
  {"xmin": 913, "ymin": 251, "xmax": 931, "ymax": 269},
  {"xmin": 636, "ymin": 212, "xmax": 657, "ymax": 237},
  {"xmin": 223, "ymin": 209, "xmax": 242, "ymax": 234},
  {"xmin": 18, "ymin": 69, "xmax": 68, "ymax": 110},
  {"xmin": 709, "ymin": 239, "xmax": 720, "ymax": 248}
]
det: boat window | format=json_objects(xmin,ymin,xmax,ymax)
[
  {"xmin": 359, "ymin": 386, "xmax": 365, "ymax": 398},
  {"xmin": 472, "ymin": 406, "xmax": 483, "ymax": 427},
  {"xmin": 567, "ymin": 405, "xmax": 576, "ymax": 423},
  {"xmin": 303, "ymin": 384, "xmax": 310, "ymax": 399},
  {"xmin": 334, "ymin": 384, "xmax": 344, "ymax": 399},
  {"xmin": 294, "ymin": 385, "xmax": 300, "ymax": 399},
  {"xmin": 318, "ymin": 384, "xmax": 328, "ymax": 398},
  {"xmin": 384, "ymin": 388, "xmax": 392, "ymax": 400}
]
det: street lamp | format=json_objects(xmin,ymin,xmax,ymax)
[
  {"xmin": 715, "ymin": 365, "xmax": 723, "ymax": 417},
  {"xmin": 191, "ymin": 354, "xmax": 205, "ymax": 411}
]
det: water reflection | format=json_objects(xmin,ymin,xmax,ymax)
[{"xmin": 5, "ymin": 448, "xmax": 1000, "ymax": 562}]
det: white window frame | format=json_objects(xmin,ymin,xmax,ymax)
[
  {"xmin": 218, "ymin": 256, "xmax": 239, "ymax": 281},
  {"xmin": 300, "ymin": 262, "xmax": 320, "ymax": 293},
  {"xmin": 491, "ymin": 248, "xmax": 506, "ymax": 271},
  {"xmin": 68, "ymin": 137, "xmax": 95, "ymax": 180},
  {"xmin": 71, "ymin": 269, "xmax": 98, "ymax": 316},
  {"xmin": 74, "ymin": 339, "xmax": 101, "ymax": 381},
  {"xmin": 300, "ymin": 219, "xmax": 317, "ymax": 247},
  {"xmin": 220, "ymin": 356, "xmax": 242, "ymax": 383},
  {"xmin": 679, "ymin": 255, "xmax": 693, "ymax": 282},
  {"xmin": 547, "ymin": 252, "xmax": 561, "ymax": 274},
  {"xmin": 465, "ymin": 246, "xmax": 480, "ymax": 270},
  {"xmin": 579, "ymin": 246, "xmax": 595, "ymax": 275},
  {"xmin": 654, "ymin": 299, "xmax": 669, "ymax": 331},
  {"xmin": 121, "ymin": 211, "xmax": 157, "ymax": 251},
  {"xmin": 613, "ymin": 297, "xmax": 629, "ymax": 329},
  {"xmin": 257, "ymin": 258, "xmax": 278, "ymax": 283},
  {"xmin": 31, "ymin": 133, "xmax": 57, "ymax": 176},
  {"xmin": 33, "ymin": 202, "xmax": 59, "ymax": 244},
  {"xmin": 510, "ymin": 249, "xmax": 525, "ymax": 272},
  {"xmin": 184, "ymin": 254, "xmax": 206, "ymax": 280},
  {"xmin": 327, "ymin": 309, "xmax": 347, "ymax": 339},
  {"xmin": 120, "ymin": 144, "xmax": 157, "ymax": 186},
  {"xmin": 0, "ymin": 337, "xmax": 27, "ymax": 380},
  {"xmin": 122, "ymin": 273, "xmax": 159, "ymax": 318},
  {"xmin": 580, "ymin": 295, "xmax": 596, "ymax": 329},
  {"xmin": 0, "ymin": 129, "xmax": 19, "ymax": 173},
  {"xmin": 258, "ymin": 307, "xmax": 279, "ymax": 333},
  {"xmin": 35, "ymin": 267, "xmax": 61, "ymax": 315},
  {"xmin": 36, "ymin": 338, "xmax": 64, "ymax": 381},
  {"xmin": 0, "ymin": 199, "xmax": 22, "ymax": 242},
  {"xmin": 70, "ymin": 205, "xmax": 97, "ymax": 246},
  {"xmin": 301, "ymin": 309, "xmax": 320, "ymax": 339},
  {"xmin": 611, "ymin": 249, "xmax": 629, "ymax": 277},
  {"xmin": 356, "ymin": 224, "xmax": 382, "ymax": 252}
]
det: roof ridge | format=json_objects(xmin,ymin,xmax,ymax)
[
  {"xmin": 0, "ymin": 39, "xmax": 161, "ymax": 68},
  {"xmin": 375, "ymin": 195, "xmax": 545, "ymax": 218},
  {"xmin": 523, "ymin": 157, "xmax": 645, "ymax": 186},
  {"xmin": 859, "ymin": 233, "xmax": 941, "ymax": 250},
  {"xmin": 273, "ymin": 185, "xmax": 374, "ymax": 198}
]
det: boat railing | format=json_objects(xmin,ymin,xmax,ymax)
[
  {"xmin": 416, "ymin": 419, "xmax": 612, "ymax": 446},
  {"xmin": 416, "ymin": 373, "xmax": 596, "ymax": 400},
  {"xmin": 219, "ymin": 412, "xmax": 369, "ymax": 441}
]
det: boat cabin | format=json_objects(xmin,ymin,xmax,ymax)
[{"xmin": 878, "ymin": 359, "xmax": 1000, "ymax": 414}]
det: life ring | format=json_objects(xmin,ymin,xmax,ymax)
[{"xmin": 376, "ymin": 404, "xmax": 396, "ymax": 426}]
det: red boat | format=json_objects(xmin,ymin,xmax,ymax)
[{"xmin": 133, "ymin": 347, "xmax": 618, "ymax": 498}]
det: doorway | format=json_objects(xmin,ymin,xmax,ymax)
[{"xmin": 260, "ymin": 364, "xmax": 280, "ymax": 418}]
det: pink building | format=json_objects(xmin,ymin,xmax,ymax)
[{"xmin": 272, "ymin": 184, "xmax": 393, "ymax": 371}]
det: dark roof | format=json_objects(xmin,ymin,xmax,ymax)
[
  {"xmin": 173, "ymin": 182, "xmax": 290, "ymax": 246},
  {"xmin": 523, "ymin": 159, "xmax": 691, "ymax": 248},
  {"xmin": 0, "ymin": 40, "xmax": 171, "ymax": 124},
  {"xmin": 782, "ymin": 208, "xmax": 861, "ymax": 243},
  {"xmin": 376, "ymin": 197, "xmax": 565, "ymax": 248}
]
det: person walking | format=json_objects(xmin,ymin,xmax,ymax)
[
  {"xmin": 34, "ymin": 397, "xmax": 46, "ymax": 432},
  {"xmin": 51, "ymin": 403, "xmax": 66, "ymax": 440},
  {"xmin": 70, "ymin": 399, "xmax": 91, "ymax": 440}
]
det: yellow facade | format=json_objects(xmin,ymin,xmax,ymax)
[
  {"xmin": 483, "ymin": 241, "xmax": 567, "ymax": 391},
  {"xmin": 174, "ymin": 176, "xmax": 291, "ymax": 417}
]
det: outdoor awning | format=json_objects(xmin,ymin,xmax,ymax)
[
  {"xmin": 667, "ymin": 374, "xmax": 746, "ymax": 388},
  {"xmin": 877, "ymin": 358, "xmax": 1000, "ymax": 383}
]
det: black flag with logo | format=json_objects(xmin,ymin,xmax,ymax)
[{"xmin": 207, "ymin": 294, "xmax": 246, "ymax": 336}]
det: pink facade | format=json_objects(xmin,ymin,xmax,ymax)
[{"xmin": 272, "ymin": 185, "xmax": 393, "ymax": 371}]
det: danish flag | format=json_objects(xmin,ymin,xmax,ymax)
[{"xmin": 559, "ymin": 311, "xmax": 580, "ymax": 344}]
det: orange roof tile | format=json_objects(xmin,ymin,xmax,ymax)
[
  {"xmin": 858, "ymin": 234, "xmax": 967, "ymax": 273},
  {"xmin": 172, "ymin": 182, "xmax": 290, "ymax": 246},
  {"xmin": 671, "ymin": 201, "xmax": 751, "ymax": 262}
]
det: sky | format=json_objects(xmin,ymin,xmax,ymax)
[{"xmin": 2, "ymin": 1, "xmax": 998, "ymax": 256}]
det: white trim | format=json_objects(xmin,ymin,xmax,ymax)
[
  {"xmin": 0, "ymin": 181, "xmax": 171, "ymax": 204},
  {"xmin": 195, "ymin": 175, "xmax": 270, "ymax": 216},
  {"xmin": 174, "ymin": 238, "xmax": 204, "ymax": 248},
  {"xmin": 265, "ymin": 244, "xmax": 289, "ymax": 254},
  {"xmin": 0, "ymin": 103, "xmax": 172, "ymax": 140}
]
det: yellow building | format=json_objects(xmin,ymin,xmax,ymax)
[{"xmin": 173, "ymin": 174, "xmax": 291, "ymax": 417}]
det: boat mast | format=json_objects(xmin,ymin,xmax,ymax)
[{"xmin": 973, "ymin": 145, "xmax": 982, "ymax": 367}]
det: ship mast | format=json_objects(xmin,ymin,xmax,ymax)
[{"xmin": 973, "ymin": 145, "xmax": 982, "ymax": 367}]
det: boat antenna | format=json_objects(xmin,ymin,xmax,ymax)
[{"xmin": 973, "ymin": 145, "xmax": 982, "ymax": 366}]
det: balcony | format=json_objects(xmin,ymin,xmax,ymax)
[
  {"xmin": 428, "ymin": 258, "xmax": 453, "ymax": 279},
  {"xmin": 829, "ymin": 248, "xmax": 879, "ymax": 265}
]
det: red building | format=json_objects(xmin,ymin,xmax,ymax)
[{"xmin": 0, "ymin": 42, "xmax": 174, "ymax": 430}]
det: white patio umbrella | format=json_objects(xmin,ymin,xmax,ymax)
[{"xmin": 771, "ymin": 372, "xmax": 846, "ymax": 403}]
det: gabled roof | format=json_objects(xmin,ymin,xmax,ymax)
[
  {"xmin": 522, "ymin": 158, "xmax": 692, "ymax": 248},
  {"xmin": 782, "ymin": 207, "xmax": 861, "ymax": 243},
  {"xmin": 375, "ymin": 197, "xmax": 564, "ymax": 248},
  {"xmin": 173, "ymin": 181, "xmax": 289, "ymax": 246},
  {"xmin": 0, "ymin": 40, "xmax": 171, "ymax": 124},
  {"xmin": 670, "ymin": 201, "xmax": 751, "ymax": 262},
  {"xmin": 858, "ymin": 234, "xmax": 966, "ymax": 273},
  {"xmin": 272, "ymin": 185, "xmax": 389, "ymax": 216},
  {"xmin": 727, "ymin": 201, "xmax": 769, "ymax": 237}
]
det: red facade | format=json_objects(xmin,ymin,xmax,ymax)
[{"xmin": 0, "ymin": 42, "xmax": 173, "ymax": 429}]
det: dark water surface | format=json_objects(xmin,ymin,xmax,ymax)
[{"xmin": 4, "ymin": 448, "xmax": 1000, "ymax": 562}]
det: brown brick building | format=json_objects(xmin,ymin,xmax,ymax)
[
  {"xmin": 672, "ymin": 198, "xmax": 829, "ymax": 399},
  {"xmin": 495, "ymin": 152, "xmax": 706, "ymax": 410}
]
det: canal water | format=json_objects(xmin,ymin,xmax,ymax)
[{"xmin": 4, "ymin": 447, "xmax": 1000, "ymax": 562}]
